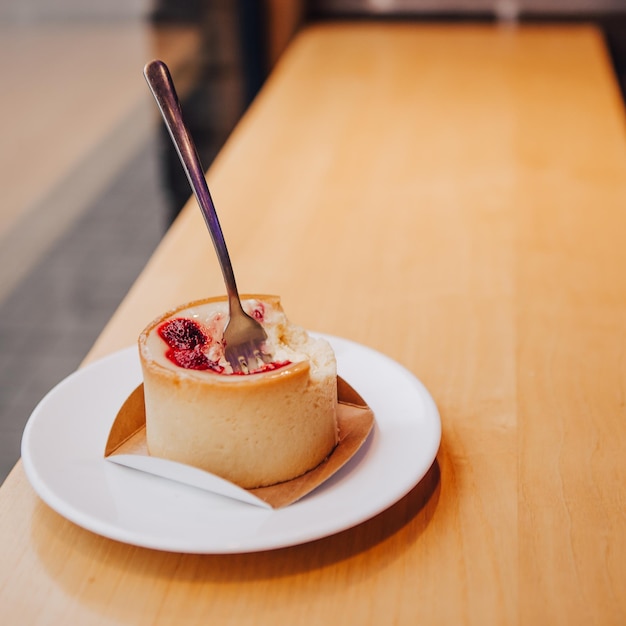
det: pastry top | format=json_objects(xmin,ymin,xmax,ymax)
[{"xmin": 139, "ymin": 295, "xmax": 336, "ymax": 384}]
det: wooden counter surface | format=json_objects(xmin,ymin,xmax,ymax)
[{"xmin": 1, "ymin": 22, "xmax": 625, "ymax": 625}]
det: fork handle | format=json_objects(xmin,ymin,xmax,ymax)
[{"xmin": 143, "ymin": 60, "xmax": 243, "ymax": 314}]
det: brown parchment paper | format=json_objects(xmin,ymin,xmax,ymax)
[{"xmin": 105, "ymin": 377, "xmax": 375, "ymax": 508}]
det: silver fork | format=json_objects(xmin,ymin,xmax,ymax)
[{"xmin": 144, "ymin": 60, "xmax": 272, "ymax": 373}]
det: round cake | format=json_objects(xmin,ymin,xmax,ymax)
[{"xmin": 138, "ymin": 295, "xmax": 338, "ymax": 488}]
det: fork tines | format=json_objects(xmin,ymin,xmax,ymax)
[{"xmin": 226, "ymin": 342, "xmax": 273, "ymax": 374}]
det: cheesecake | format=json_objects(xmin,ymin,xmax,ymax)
[{"xmin": 137, "ymin": 295, "xmax": 338, "ymax": 488}]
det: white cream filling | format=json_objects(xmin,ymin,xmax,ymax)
[{"xmin": 144, "ymin": 298, "xmax": 335, "ymax": 379}]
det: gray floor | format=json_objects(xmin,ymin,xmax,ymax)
[{"xmin": 0, "ymin": 136, "xmax": 170, "ymax": 482}]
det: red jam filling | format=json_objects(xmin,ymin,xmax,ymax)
[
  {"xmin": 251, "ymin": 302, "xmax": 265, "ymax": 322},
  {"xmin": 158, "ymin": 317, "xmax": 207, "ymax": 350},
  {"xmin": 157, "ymin": 316, "xmax": 290, "ymax": 375},
  {"xmin": 228, "ymin": 360, "xmax": 292, "ymax": 376},
  {"xmin": 158, "ymin": 318, "xmax": 223, "ymax": 372}
]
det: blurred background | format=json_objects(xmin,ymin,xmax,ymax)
[{"xmin": 1, "ymin": 0, "xmax": 625, "ymax": 483}]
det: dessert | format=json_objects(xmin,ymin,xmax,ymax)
[{"xmin": 138, "ymin": 295, "xmax": 338, "ymax": 488}]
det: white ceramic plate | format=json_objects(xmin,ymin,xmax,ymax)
[{"xmin": 21, "ymin": 335, "xmax": 440, "ymax": 554}]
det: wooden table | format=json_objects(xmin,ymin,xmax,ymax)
[{"xmin": 2, "ymin": 22, "xmax": 626, "ymax": 625}]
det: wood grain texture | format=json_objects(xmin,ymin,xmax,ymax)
[{"xmin": 1, "ymin": 22, "xmax": 625, "ymax": 625}]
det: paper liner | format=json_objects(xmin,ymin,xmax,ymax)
[{"xmin": 104, "ymin": 377, "xmax": 375, "ymax": 509}]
